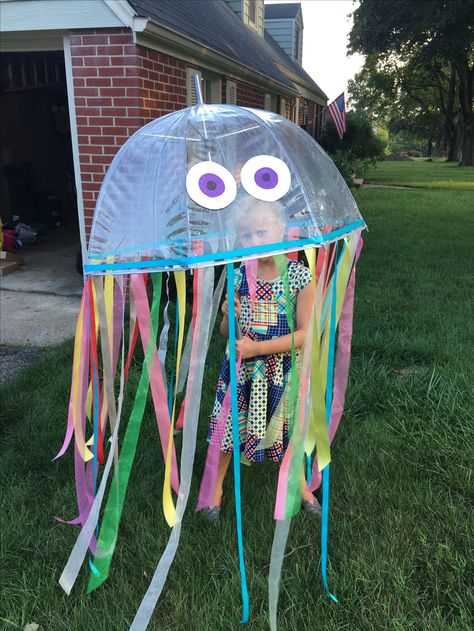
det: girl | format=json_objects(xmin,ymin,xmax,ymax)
[{"xmin": 204, "ymin": 201, "xmax": 321, "ymax": 520}]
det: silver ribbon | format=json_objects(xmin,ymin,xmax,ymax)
[{"xmin": 130, "ymin": 266, "xmax": 214, "ymax": 630}]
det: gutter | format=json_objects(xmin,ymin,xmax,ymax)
[{"xmin": 132, "ymin": 16, "xmax": 312, "ymax": 101}]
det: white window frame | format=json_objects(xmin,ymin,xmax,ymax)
[
  {"xmin": 186, "ymin": 67, "xmax": 202, "ymax": 106},
  {"xmin": 202, "ymin": 71, "xmax": 222, "ymax": 104},
  {"xmin": 293, "ymin": 97, "xmax": 299, "ymax": 124}
]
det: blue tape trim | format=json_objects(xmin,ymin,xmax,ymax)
[
  {"xmin": 84, "ymin": 221, "xmax": 365, "ymax": 273},
  {"xmin": 88, "ymin": 217, "xmax": 363, "ymax": 259},
  {"xmin": 227, "ymin": 263, "xmax": 250, "ymax": 624}
]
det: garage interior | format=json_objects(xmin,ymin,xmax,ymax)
[{"xmin": 0, "ymin": 50, "xmax": 83, "ymax": 288}]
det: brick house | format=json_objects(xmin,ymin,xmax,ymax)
[{"xmin": 0, "ymin": 0, "xmax": 327, "ymax": 260}]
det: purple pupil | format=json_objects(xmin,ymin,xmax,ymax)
[
  {"xmin": 199, "ymin": 173, "xmax": 225, "ymax": 198},
  {"xmin": 254, "ymin": 167, "xmax": 278, "ymax": 189}
]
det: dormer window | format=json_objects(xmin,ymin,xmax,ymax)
[
  {"xmin": 248, "ymin": 0, "xmax": 256, "ymax": 24},
  {"xmin": 243, "ymin": 0, "xmax": 263, "ymax": 35},
  {"xmin": 294, "ymin": 28, "xmax": 300, "ymax": 60}
]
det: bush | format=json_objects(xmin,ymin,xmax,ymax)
[
  {"xmin": 329, "ymin": 150, "xmax": 354, "ymax": 187},
  {"xmin": 319, "ymin": 111, "xmax": 386, "ymax": 183}
]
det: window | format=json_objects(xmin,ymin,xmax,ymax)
[
  {"xmin": 186, "ymin": 68, "xmax": 221, "ymax": 105},
  {"xmin": 294, "ymin": 28, "xmax": 300, "ymax": 61},
  {"xmin": 248, "ymin": 0, "xmax": 256, "ymax": 23}
]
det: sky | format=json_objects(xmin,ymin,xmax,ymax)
[{"xmin": 266, "ymin": 0, "xmax": 365, "ymax": 102}]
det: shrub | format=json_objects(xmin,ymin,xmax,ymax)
[{"xmin": 319, "ymin": 111, "xmax": 386, "ymax": 183}]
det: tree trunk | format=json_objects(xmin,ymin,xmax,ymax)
[
  {"xmin": 427, "ymin": 137, "xmax": 433, "ymax": 157},
  {"xmin": 455, "ymin": 56, "xmax": 474, "ymax": 166},
  {"xmin": 447, "ymin": 127, "xmax": 458, "ymax": 161},
  {"xmin": 460, "ymin": 119, "xmax": 473, "ymax": 166}
]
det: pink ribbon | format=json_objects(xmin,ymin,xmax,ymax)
[{"xmin": 131, "ymin": 274, "xmax": 179, "ymax": 493}]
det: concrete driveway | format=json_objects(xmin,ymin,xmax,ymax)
[{"xmin": 1, "ymin": 227, "xmax": 83, "ymax": 347}]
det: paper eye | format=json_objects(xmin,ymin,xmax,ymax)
[
  {"xmin": 240, "ymin": 155, "xmax": 291, "ymax": 202},
  {"xmin": 186, "ymin": 161, "xmax": 237, "ymax": 210}
]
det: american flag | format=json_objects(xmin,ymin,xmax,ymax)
[{"xmin": 326, "ymin": 93, "xmax": 346, "ymax": 140}]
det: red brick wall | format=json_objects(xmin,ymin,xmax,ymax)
[
  {"xmin": 69, "ymin": 29, "xmax": 315, "ymax": 240},
  {"xmin": 285, "ymin": 98, "xmax": 294, "ymax": 120},
  {"xmin": 307, "ymin": 101, "xmax": 316, "ymax": 132},
  {"xmin": 69, "ymin": 28, "xmax": 187, "ymax": 237},
  {"xmin": 236, "ymin": 80, "xmax": 265, "ymax": 109}
]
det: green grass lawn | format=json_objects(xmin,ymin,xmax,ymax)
[
  {"xmin": 365, "ymin": 159, "xmax": 474, "ymax": 190},
  {"xmin": 1, "ymin": 181, "xmax": 473, "ymax": 630}
]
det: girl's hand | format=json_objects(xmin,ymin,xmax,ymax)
[
  {"xmin": 221, "ymin": 296, "xmax": 241, "ymax": 319},
  {"xmin": 236, "ymin": 338, "xmax": 259, "ymax": 359}
]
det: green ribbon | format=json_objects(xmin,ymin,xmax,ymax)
[
  {"xmin": 87, "ymin": 273, "xmax": 162, "ymax": 592},
  {"xmin": 273, "ymin": 256, "xmax": 302, "ymax": 518}
]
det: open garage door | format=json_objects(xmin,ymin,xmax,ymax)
[{"xmin": 0, "ymin": 50, "xmax": 82, "ymax": 281}]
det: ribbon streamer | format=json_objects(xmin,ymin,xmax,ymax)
[
  {"xmin": 87, "ymin": 273, "xmax": 163, "ymax": 592},
  {"xmin": 227, "ymin": 262, "xmax": 250, "ymax": 624},
  {"xmin": 59, "ymin": 290, "xmax": 126, "ymax": 595},
  {"xmin": 130, "ymin": 266, "xmax": 214, "ymax": 631}
]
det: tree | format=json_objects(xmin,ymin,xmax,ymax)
[
  {"xmin": 348, "ymin": 53, "xmax": 460, "ymax": 159},
  {"xmin": 349, "ymin": 0, "xmax": 474, "ymax": 166}
]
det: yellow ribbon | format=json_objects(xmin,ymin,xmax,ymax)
[
  {"xmin": 71, "ymin": 293, "xmax": 92, "ymax": 461},
  {"xmin": 163, "ymin": 270, "xmax": 186, "ymax": 527},
  {"xmin": 304, "ymin": 248, "xmax": 331, "ymax": 468},
  {"xmin": 304, "ymin": 236, "xmax": 359, "ymax": 469}
]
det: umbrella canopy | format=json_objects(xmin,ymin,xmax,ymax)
[{"xmin": 86, "ymin": 104, "xmax": 365, "ymax": 274}]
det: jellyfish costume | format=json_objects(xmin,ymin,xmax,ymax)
[{"xmin": 56, "ymin": 84, "xmax": 365, "ymax": 630}]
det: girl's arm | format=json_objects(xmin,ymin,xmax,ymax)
[
  {"xmin": 220, "ymin": 293, "xmax": 241, "ymax": 338},
  {"xmin": 236, "ymin": 282, "xmax": 314, "ymax": 358}
]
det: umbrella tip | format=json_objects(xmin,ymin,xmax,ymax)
[{"xmin": 193, "ymin": 74, "xmax": 205, "ymax": 106}]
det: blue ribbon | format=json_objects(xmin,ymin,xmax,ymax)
[
  {"xmin": 227, "ymin": 263, "xmax": 250, "ymax": 624},
  {"xmin": 306, "ymin": 454, "xmax": 312, "ymax": 485},
  {"xmin": 321, "ymin": 241, "xmax": 345, "ymax": 604}
]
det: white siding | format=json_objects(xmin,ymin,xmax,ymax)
[{"xmin": 0, "ymin": 0, "xmax": 124, "ymax": 32}]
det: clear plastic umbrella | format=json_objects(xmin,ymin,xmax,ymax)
[
  {"xmin": 86, "ymin": 102, "xmax": 364, "ymax": 274},
  {"xmin": 59, "ymin": 80, "xmax": 365, "ymax": 631}
]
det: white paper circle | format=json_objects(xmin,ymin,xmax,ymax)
[
  {"xmin": 240, "ymin": 155, "xmax": 291, "ymax": 202},
  {"xmin": 186, "ymin": 161, "xmax": 237, "ymax": 210}
]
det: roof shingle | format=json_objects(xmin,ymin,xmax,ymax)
[{"xmin": 128, "ymin": 0, "xmax": 326, "ymax": 100}]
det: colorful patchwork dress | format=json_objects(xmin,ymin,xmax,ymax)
[{"xmin": 208, "ymin": 259, "xmax": 312, "ymax": 463}]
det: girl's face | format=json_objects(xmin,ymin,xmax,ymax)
[{"xmin": 236, "ymin": 205, "xmax": 284, "ymax": 249}]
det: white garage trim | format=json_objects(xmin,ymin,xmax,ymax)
[{"xmin": 63, "ymin": 34, "xmax": 87, "ymax": 272}]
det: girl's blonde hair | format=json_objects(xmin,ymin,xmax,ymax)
[{"xmin": 234, "ymin": 197, "xmax": 284, "ymax": 229}]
